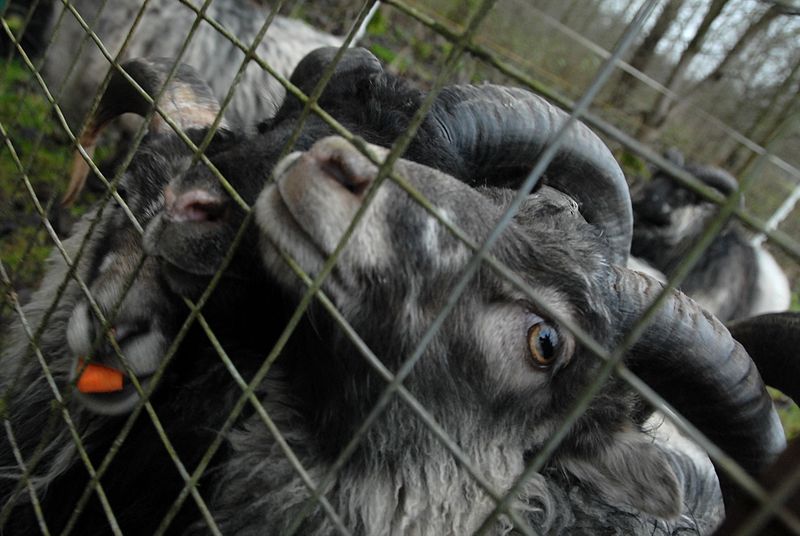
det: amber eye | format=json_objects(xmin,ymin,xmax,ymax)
[{"xmin": 527, "ymin": 322, "xmax": 559, "ymax": 368}]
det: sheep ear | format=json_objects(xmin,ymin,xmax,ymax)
[
  {"xmin": 561, "ymin": 432, "xmax": 682, "ymax": 519},
  {"xmin": 288, "ymin": 46, "xmax": 382, "ymax": 95},
  {"xmin": 64, "ymin": 58, "xmax": 222, "ymax": 206}
]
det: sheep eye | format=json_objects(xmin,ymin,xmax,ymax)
[{"xmin": 527, "ymin": 321, "xmax": 559, "ymax": 368}]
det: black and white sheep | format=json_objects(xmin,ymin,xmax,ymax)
[
  {"xmin": 630, "ymin": 149, "xmax": 791, "ymax": 322},
  {"xmin": 199, "ymin": 133, "xmax": 784, "ymax": 534},
  {"xmin": 43, "ymin": 0, "xmax": 347, "ymax": 132},
  {"xmin": 136, "ymin": 49, "xmax": 786, "ymax": 533},
  {"xmin": 1, "ymin": 48, "xmax": 789, "ymax": 534},
  {"xmin": 0, "ymin": 61, "xmax": 286, "ymax": 535}
]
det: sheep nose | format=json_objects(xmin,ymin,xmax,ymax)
[
  {"xmin": 76, "ymin": 318, "xmax": 145, "ymax": 364},
  {"xmin": 100, "ymin": 322, "xmax": 147, "ymax": 353},
  {"xmin": 311, "ymin": 139, "xmax": 374, "ymax": 198},
  {"xmin": 164, "ymin": 186, "xmax": 226, "ymax": 222},
  {"xmin": 321, "ymin": 157, "xmax": 371, "ymax": 197}
]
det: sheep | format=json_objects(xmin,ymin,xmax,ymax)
[
  {"xmin": 43, "ymin": 0, "xmax": 347, "ymax": 132},
  {"xmin": 196, "ymin": 135, "xmax": 785, "ymax": 535},
  {"xmin": 2, "ymin": 48, "xmax": 786, "ymax": 533},
  {"xmin": 131, "ymin": 50, "xmax": 783, "ymax": 532},
  {"xmin": 47, "ymin": 0, "xmax": 372, "ymax": 205},
  {"xmin": 629, "ymin": 148, "xmax": 791, "ymax": 322},
  {"xmin": 0, "ymin": 59, "xmax": 285, "ymax": 534}
]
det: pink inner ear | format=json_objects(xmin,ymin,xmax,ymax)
[{"xmin": 76, "ymin": 359, "xmax": 124, "ymax": 393}]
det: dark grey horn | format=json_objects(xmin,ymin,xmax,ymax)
[
  {"xmin": 685, "ymin": 163, "xmax": 739, "ymax": 196},
  {"xmin": 728, "ymin": 312, "xmax": 800, "ymax": 402},
  {"xmin": 613, "ymin": 267, "xmax": 786, "ymax": 510},
  {"xmin": 64, "ymin": 57, "xmax": 222, "ymax": 206},
  {"xmin": 429, "ymin": 85, "xmax": 632, "ymax": 264}
]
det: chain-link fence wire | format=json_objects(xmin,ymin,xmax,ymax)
[{"xmin": 1, "ymin": 0, "xmax": 799, "ymax": 534}]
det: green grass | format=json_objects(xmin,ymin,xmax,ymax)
[
  {"xmin": 773, "ymin": 388, "xmax": 800, "ymax": 439},
  {"xmin": 0, "ymin": 60, "xmax": 75, "ymax": 291}
]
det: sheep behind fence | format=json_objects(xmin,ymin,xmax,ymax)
[
  {"xmin": 204, "ymin": 133, "xmax": 770, "ymax": 535},
  {"xmin": 0, "ymin": 62, "xmax": 286, "ymax": 533},
  {"xmin": 630, "ymin": 148, "xmax": 791, "ymax": 322},
  {"xmin": 43, "ymin": 0, "xmax": 345, "ymax": 131},
  {"xmin": 2, "ymin": 1, "xmax": 800, "ymax": 534}
]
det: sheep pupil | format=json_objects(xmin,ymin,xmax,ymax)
[{"xmin": 538, "ymin": 326, "xmax": 557, "ymax": 358}]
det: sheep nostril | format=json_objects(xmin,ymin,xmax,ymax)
[
  {"xmin": 166, "ymin": 188, "xmax": 227, "ymax": 223},
  {"xmin": 320, "ymin": 154, "xmax": 372, "ymax": 197}
]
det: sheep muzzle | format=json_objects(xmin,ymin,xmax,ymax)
[{"xmin": 264, "ymin": 137, "xmax": 390, "ymax": 270}]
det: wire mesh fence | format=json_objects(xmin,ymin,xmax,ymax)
[{"xmin": 1, "ymin": 0, "xmax": 799, "ymax": 534}]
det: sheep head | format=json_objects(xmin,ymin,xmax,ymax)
[
  {"xmin": 630, "ymin": 149, "xmax": 741, "ymax": 268},
  {"xmin": 59, "ymin": 58, "xmax": 232, "ymax": 415}
]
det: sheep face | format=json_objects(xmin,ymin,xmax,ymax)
[
  {"xmin": 251, "ymin": 137, "xmax": 683, "ymax": 522},
  {"xmin": 258, "ymin": 138, "xmax": 606, "ymax": 422},
  {"xmin": 64, "ymin": 128, "xmax": 275, "ymax": 416},
  {"xmin": 61, "ymin": 139, "xmax": 198, "ymax": 414},
  {"xmin": 630, "ymin": 174, "xmax": 716, "ymax": 260},
  {"xmin": 65, "ymin": 233, "xmax": 177, "ymax": 415},
  {"xmin": 142, "ymin": 124, "xmax": 292, "ymax": 298},
  {"xmin": 142, "ymin": 77, "xmax": 424, "ymax": 299},
  {"xmin": 629, "ymin": 152, "xmax": 739, "ymax": 271}
]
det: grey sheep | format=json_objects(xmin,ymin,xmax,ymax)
[
  {"xmin": 137, "ymin": 49, "xmax": 785, "ymax": 533},
  {"xmin": 630, "ymin": 149, "xmax": 791, "ymax": 322},
  {"xmin": 0, "ymin": 59, "xmax": 282, "ymax": 534},
  {"xmin": 195, "ymin": 131, "xmax": 783, "ymax": 534},
  {"xmin": 1, "ymin": 49, "xmax": 789, "ymax": 534},
  {"xmin": 43, "ymin": 0, "xmax": 345, "ymax": 132}
]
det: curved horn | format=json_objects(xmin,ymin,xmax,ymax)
[
  {"xmin": 728, "ymin": 312, "xmax": 800, "ymax": 402},
  {"xmin": 614, "ymin": 267, "xmax": 786, "ymax": 510},
  {"xmin": 428, "ymin": 85, "xmax": 632, "ymax": 264},
  {"xmin": 63, "ymin": 57, "xmax": 223, "ymax": 206},
  {"xmin": 685, "ymin": 163, "xmax": 739, "ymax": 196}
]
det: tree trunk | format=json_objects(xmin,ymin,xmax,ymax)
[
  {"xmin": 692, "ymin": 3, "xmax": 783, "ymax": 89},
  {"xmin": 607, "ymin": 0, "xmax": 687, "ymax": 110},
  {"xmin": 636, "ymin": 0, "xmax": 731, "ymax": 144},
  {"xmin": 559, "ymin": 0, "xmax": 583, "ymax": 25},
  {"xmin": 575, "ymin": 2, "xmax": 603, "ymax": 38}
]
